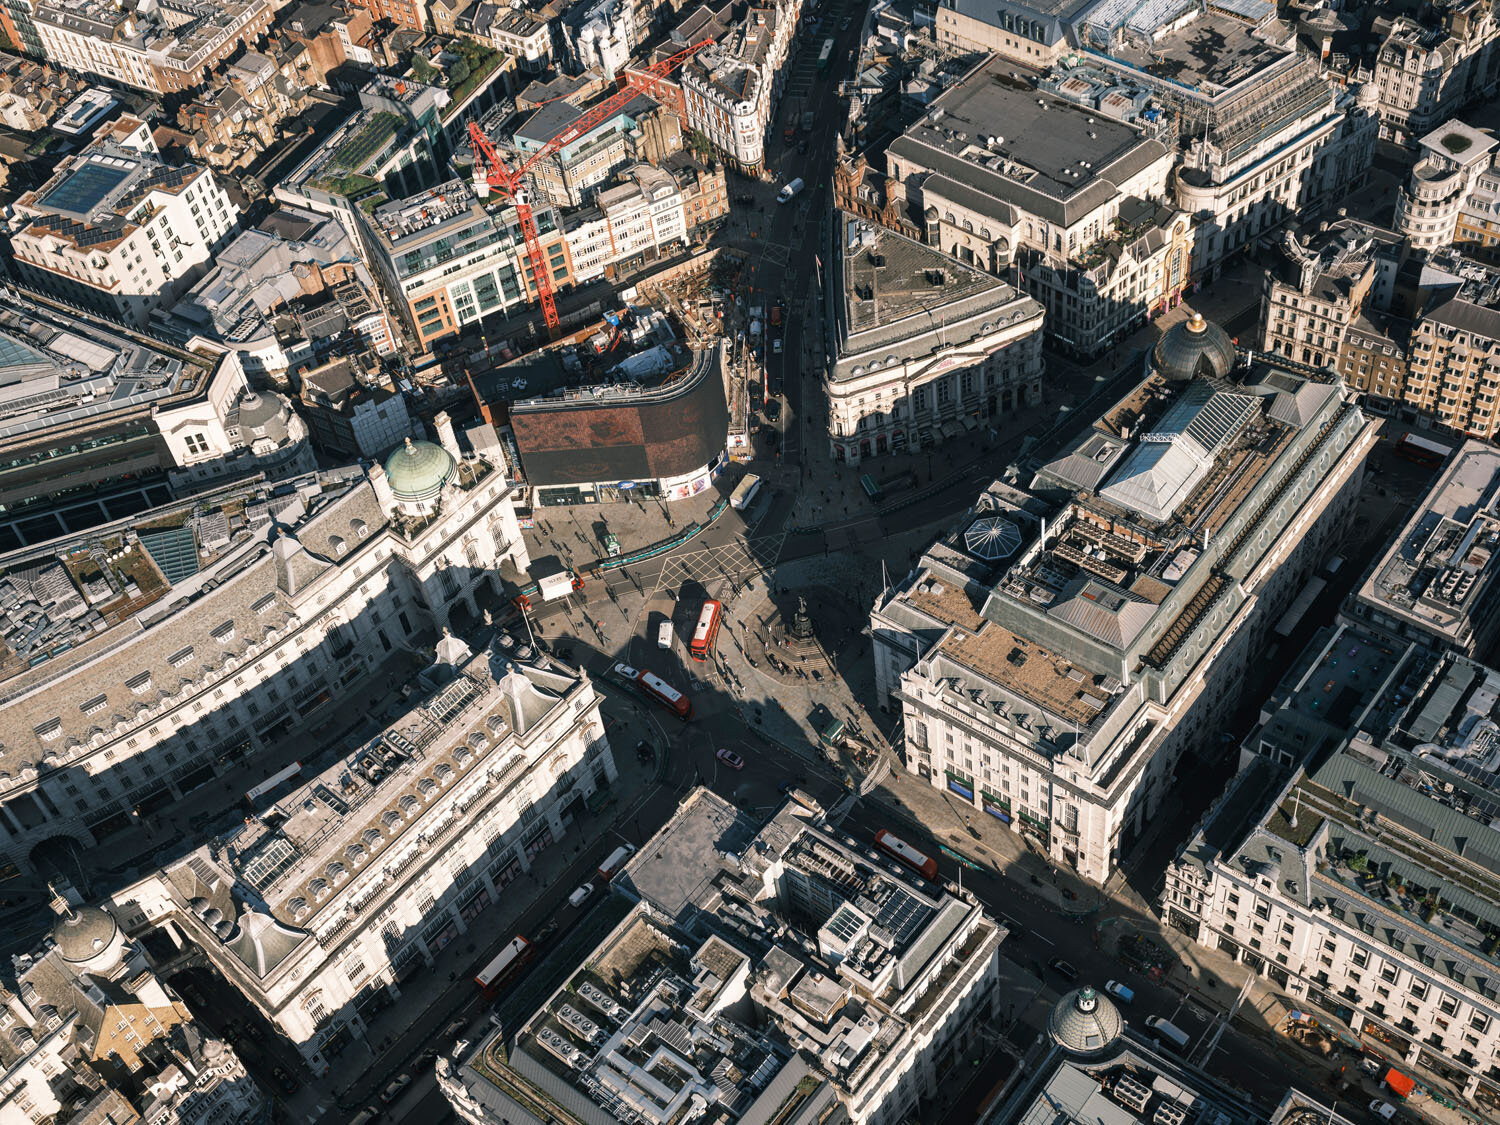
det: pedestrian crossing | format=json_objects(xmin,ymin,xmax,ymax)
[{"xmin": 653, "ymin": 534, "xmax": 788, "ymax": 592}]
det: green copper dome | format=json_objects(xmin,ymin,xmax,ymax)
[{"xmin": 384, "ymin": 437, "xmax": 455, "ymax": 503}]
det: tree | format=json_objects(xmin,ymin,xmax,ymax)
[
  {"xmin": 448, "ymin": 58, "xmax": 470, "ymax": 85},
  {"xmin": 411, "ymin": 55, "xmax": 436, "ymax": 83}
]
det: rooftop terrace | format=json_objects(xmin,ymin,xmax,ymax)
[
  {"xmin": 460, "ymin": 790, "xmax": 1003, "ymax": 1125},
  {"xmin": 1354, "ymin": 440, "xmax": 1500, "ymax": 647}
]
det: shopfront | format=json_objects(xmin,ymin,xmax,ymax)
[
  {"xmin": 945, "ymin": 770, "xmax": 974, "ymax": 801},
  {"xmin": 458, "ymin": 885, "xmax": 492, "ymax": 923},
  {"xmin": 1017, "ymin": 809, "xmax": 1049, "ymax": 843},
  {"xmin": 981, "ymin": 791, "xmax": 1011, "ymax": 823},
  {"xmin": 522, "ymin": 823, "xmax": 554, "ymax": 861}
]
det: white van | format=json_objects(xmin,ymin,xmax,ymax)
[
  {"xmin": 777, "ymin": 177, "xmax": 804, "ymax": 203},
  {"xmin": 568, "ymin": 884, "xmax": 594, "ymax": 907},
  {"xmin": 657, "ymin": 621, "xmax": 673, "ymax": 649},
  {"xmin": 1144, "ymin": 1016, "xmax": 1190, "ymax": 1053}
]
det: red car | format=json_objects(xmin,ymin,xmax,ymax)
[{"xmin": 716, "ymin": 749, "xmax": 745, "ymax": 770}]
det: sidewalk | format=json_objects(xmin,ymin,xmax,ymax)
[
  {"xmin": 865, "ymin": 764, "xmax": 1485, "ymax": 1125},
  {"xmin": 307, "ymin": 686, "xmax": 668, "ymax": 1114},
  {"xmin": 520, "ymin": 488, "xmax": 721, "ymax": 571},
  {"xmin": 780, "ymin": 254, "xmax": 1269, "ymax": 537}
]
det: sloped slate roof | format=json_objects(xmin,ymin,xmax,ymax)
[{"xmin": 1047, "ymin": 575, "xmax": 1156, "ymax": 649}]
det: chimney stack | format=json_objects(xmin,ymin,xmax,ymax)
[
  {"xmin": 434, "ymin": 410, "xmax": 461, "ymax": 461},
  {"xmin": 369, "ymin": 460, "xmax": 396, "ymax": 513}
]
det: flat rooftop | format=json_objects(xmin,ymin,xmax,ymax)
[
  {"xmin": 831, "ymin": 212, "xmax": 1041, "ymax": 384},
  {"xmin": 1010, "ymin": 1050, "xmax": 1262, "ymax": 1125},
  {"xmin": 1251, "ymin": 624, "xmax": 1417, "ymax": 761},
  {"xmin": 16, "ymin": 135, "xmax": 207, "ymax": 253},
  {"xmin": 0, "ymin": 294, "xmax": 197, "ymax": 442},
  {"xmin": 1090, "ymin": 9, "xmax": 1288, "ymax": 93},
  {"xmin": 886, "ymin": 60, "xmax": 1169, "ymax": 227},
  {"xmin": 1353, "ymin": 440, "xmax": 1500, "ymax": 646},
  {"xmin": 457, "ymin": 789, "xmax": 1003, "ymax": 1125}
]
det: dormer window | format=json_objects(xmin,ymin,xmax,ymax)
[
  {"xmin": 212, "ymin": 621, "xmax": 236, "ymax": 644},
  {"xmin": 168, "ymin": 646, "xmax": 194, "ymax": 668},
  {"xmin": 34, "ymin": 719, "xmax": 62, "ymax": 742},
  {"xmin": 252, "ymin": 594, "xmax": 276, "ymax": 616},
  {"xmin": 127, "ymin": 672, "xmax": 153, "ymax": 695},
  {"xmin": 81, "ymin": 695, "xmax": 108, "ymax": 716}
]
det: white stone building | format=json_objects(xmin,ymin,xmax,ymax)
[
  {"xmin": 29, "ymin": 0, "xmax": 273, "ymax": 95},
  {"xmin": 0, "ymin": 887, "xmax": 265, "ymax": 1123},
  {"xmin": 113, "ymin": 636, "xmax": 615, "ymax": 1070},
  {"xmin": 154, "ymin": 348, "xmax": 317, "ymax": 490},
  {"xmin": 1395, "ymin": 120, "xmax": 1500, "ymax": 252},
  {"xmin": 0, "ymin": 418, "xmax": 529, "ymax": 875},
  {"xmin": 872, "ymin": 317, "xmax": 1376, "ymax": 884},
  {"xmin": 1372, "ymin": 8, "xmax": 1500, "ymax": 148},
  {"xmin": 7, "ymin": 119, "xmax": 241, "ymax": 329},
  {"xmin": 562, "ymin": 0, "xmax": 636, "ymax": 78},
  {"xmin": 1162, "ymin": 645, "xmax": 1500, "ymax": 1108},
  {"xmin": 1053, "ymin": 8, "xmax": 1377, "ymax": 281},
  {"xmin": 885, "ymin": 60, "xmax": 1187, "ymax": 358},
  {"xmin": 440, "ymin": 788, "xmax": 1006, "ymax": 1125},
  {"xmin": 680, "ymin": 0, "xmax": 800, "ymax": 176},
  {"xmin": 824, "ymin": 211, "xmax": 1045, "ymax": 463},
  {"xmin": 593, "ymin": 162, "xmax": 688, "ymax": 271}
]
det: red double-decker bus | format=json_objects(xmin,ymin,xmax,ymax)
[
  {"xmin": 1395, "ymin": 431, "xmax": 1450, "ymax": 468},
  {"xmin": 689, "ymin": 600, "xmax": 722, "ymax": 661},
  {"xmin": 475, "ymin": 935, "xmax": 534, "ymax": 1000},
  {"xmin": 614, "ymin": 663, "xmax": 692, "ymax": 719},
  {"xmin": 638, "ymin": 669, "xmax": 691, "ymax": 719},
  {"xmin": 874, "ymin": 829, "xmax": 939, "ymax": 880}
]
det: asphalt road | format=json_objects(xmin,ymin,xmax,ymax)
[
  {"xmin": 834, "ymin": 797, "xmax": 1403, "ymax": 1124},
  {"xmin": 374, "ymin": 688, "xmax": 850, "ymax": 1124}
]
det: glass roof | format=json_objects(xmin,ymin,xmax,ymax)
[
  {"xmin": 0, "ymin": 334, "xmax": 57, "ymax": 373},
  {"xmin": 41, "ymin": 161, "xmax": 133, "ymax": 217}
]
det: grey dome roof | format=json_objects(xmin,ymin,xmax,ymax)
[
  {"xmin": 1153, "ymin": 312, "xmax": 1236, "ymax": 382},
  {"xmin": 1048, "ymin": 986, "xmax": 1124, "ymax": 1059},
  {"xmin": 52, "ymin": 904, "xmax": 118, "ymax": 964},
  {"xmin": 384, "ymin": 437, "xmax": 455, "ymax": 503}
]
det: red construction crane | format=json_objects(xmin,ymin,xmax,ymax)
[{"xmin": 468, "ymin": 38, "xmax": 715, "ymax": 336}]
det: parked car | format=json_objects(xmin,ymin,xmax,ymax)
[
  {"xmin": 1369, "ymin": 1101, "xmax": 1397, "ymax": 1121},
  {"xmin": 380, "ymin": 1074, "xmax": 412, "ymax": 1103},
  {"xmin": 716, "ymin": 748, "xmax": 745, "ymax": 770},
  {"xmin": 635, "ymin": 739, "xmax": 654, "ymax": 763},
  {"xmin": 1047, "ymin": 959, "xmax": 1080, "ymax": 982},
  {"xmin": 1104, "ymin": 980, "xmax": 1134, "ymax": 1004},
  {"xmin": 764, "ymin": 399, "xmax": 781, "ymax": 421},
  {"xmin": 569, "ymin": 883, "xmax": 595, "ymax": 907},
  {"xmin": 1359, "ymin": 1058, "xmax": 1382, "ymax": 1076},
  {"xmin": 772, "ymin": 338, "xmax": 783, "ymax": 354}
]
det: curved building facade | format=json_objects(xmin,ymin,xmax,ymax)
[{"xmin": 508, "ymin": 345, "xmax": 731, "ymax": 504}]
